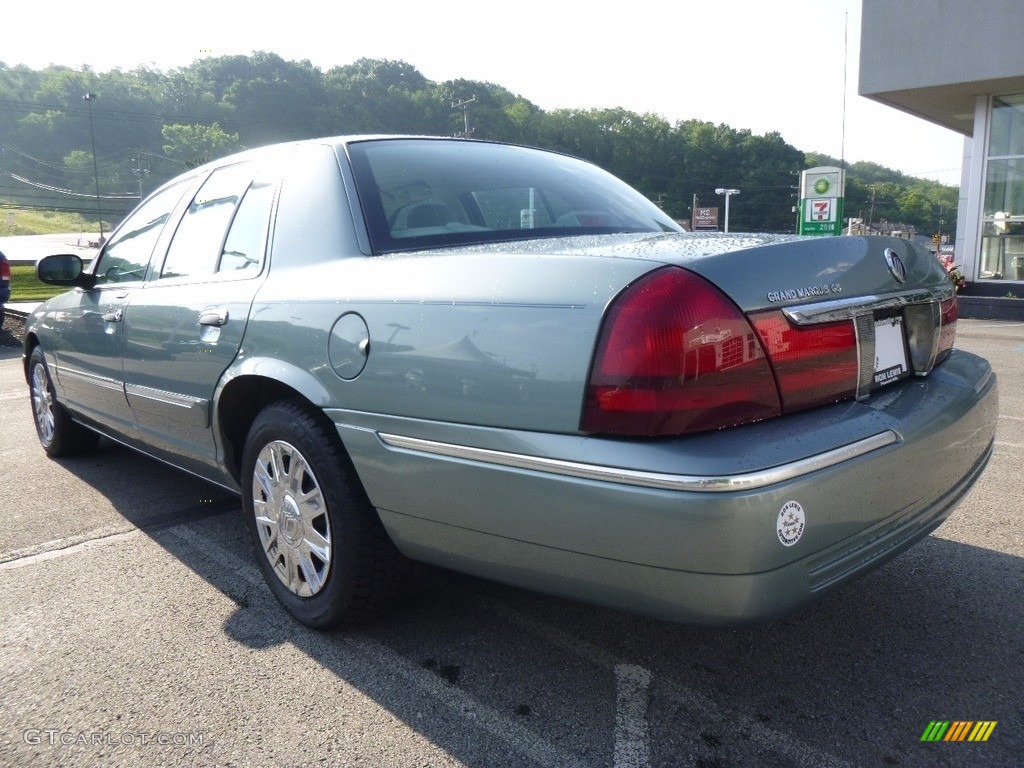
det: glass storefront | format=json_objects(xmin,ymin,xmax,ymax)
[{"xmin": 980, "ymin": 94, "xmax": 1024, "ymax": 280}]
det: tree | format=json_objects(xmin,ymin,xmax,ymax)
[
  {"xmin": 161, "ymin": 122, "xmax": 242, "ymax": 169},
  {"xmin": 321, "ymin": 59, "xmax": 441, "ymax": 135},
  {"xmin": 0, "ymin": 55, "xmax": 958, "ymax": 236}
]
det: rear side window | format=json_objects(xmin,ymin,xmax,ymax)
[{"xmin": 218, "ymin": 178, "xmax": 275, "ymax": 272}]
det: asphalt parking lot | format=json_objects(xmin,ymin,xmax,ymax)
[{"xmin": 0, "ymin": 320, "xmax": 1021, "ymax": 768}]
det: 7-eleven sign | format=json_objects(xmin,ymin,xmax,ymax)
[{"xmin": 808, "ymin": 199, "xmax": 833, "ymax": 222}]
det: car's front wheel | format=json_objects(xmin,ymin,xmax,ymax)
[
  {"xmin": 28, "ymin": 347, "xmax": 99, "ymax": 457},
  {"xmin": 241, "ymin": 400, "xmax": 409, "ymax": 628}
]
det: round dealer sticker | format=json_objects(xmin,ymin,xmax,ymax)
[{"xmin": 777, "ymin": 501, "xmax": 806, "ymax": 546}]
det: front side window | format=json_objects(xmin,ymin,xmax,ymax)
[
  {"xmin": 94, "ymin": 180, "xmax": 190, "ymax": 285},
  {"xmin": 348, "ymin": 139, "xmax": 681, "ymax": 254}
]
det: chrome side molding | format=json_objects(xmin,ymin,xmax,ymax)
[{"xmin": 377, "ymin": 431, "xmax": 899, "ymax": 493}]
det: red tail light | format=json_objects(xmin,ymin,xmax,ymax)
[
  {"xmin": 0, "ymin": 259, "xmax": 10, "ymax": 282},
  {"xmin": 582, "ymin": 268, "xmax": 950, "ymax": 437},
  {"xmin": 749, "ymin": 310, "xmax": 858, "ymax": 411},
  {"xmin": 582, "ymin": 268, "xmax": 781, "ymax": 436},
  {"xmin": 935, "ymin": 293, "xmax": 958, "ymax": 364}
]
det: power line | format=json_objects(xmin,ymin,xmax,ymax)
[{"xmin": 7, "ymin": 173, "xmax": 138, "ymax": 200}]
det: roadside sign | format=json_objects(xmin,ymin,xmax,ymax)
[
  {"xmin": 799, "ymin": 167, "xmax": 844, "ymax": 236},
  {"xmin": 692, "ymin": 207, "xmax": 719, "ymax": 230}
]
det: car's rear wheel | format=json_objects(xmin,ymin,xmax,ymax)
[
  {"xmin": 28, "ymin": 347, "xmax": 99, "ymax": 457},
  {"xmin": 241, "ymin": 400, "xmax": 409, "ymax": 628}
]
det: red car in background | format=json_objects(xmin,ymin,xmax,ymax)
[{"xmin": 0, "ymin": 250, "xmax": 11, "ymax": 325}]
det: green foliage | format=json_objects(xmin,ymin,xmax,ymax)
[
  {"xmin": 0, "ymin": 55, "xmax": 959, "ymax": 235},
  {"xmin": 8, "ymin": 265, "xmax": 66, "ymax": 302},
  {"xmin": 0, "ymin": 208, "xmax": 93, "ymax": 236},
  {"xmin": 162, "ymin": 123, "xmax": 242, "ymax": 169}
]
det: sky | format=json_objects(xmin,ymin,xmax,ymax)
[{"xmin": 5, "ymin": 0, "xmax": 966, "ymax": 185}]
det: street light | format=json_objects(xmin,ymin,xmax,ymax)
[
  {"xmin": 83, "ymin": 93, "xmax": 104, "ymax": 243},
  {"xmin": 715, "ymin": 188, "xmax": 740, "ymax": 233}
]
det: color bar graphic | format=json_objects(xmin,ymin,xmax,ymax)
[{"xmin": 920, "ymin": 721, "xmax": 997, "ymax": 742}]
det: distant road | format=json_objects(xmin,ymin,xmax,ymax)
[{"xmin": 0, "ymin": 233, "xmax": 101, "ymax": 265}]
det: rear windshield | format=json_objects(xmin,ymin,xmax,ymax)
[{"xmin": 347, "ymin": 139, "xmax": 681, "ymax": 253}]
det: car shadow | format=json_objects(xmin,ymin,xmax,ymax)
[{"xmin": 0, "ymin": 344, "xmax": 23, "ymax": 361}]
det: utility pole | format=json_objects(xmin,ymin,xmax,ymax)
[
  {"xmin": 451, "ymin": 96, "xmax": 476, "ymax": 138},
  {"xmin": 83, "ymin": 92, "xmax": 104, "ymax": 243},
  {"xmin": 791, "ymin": 170, "xmax": 801, "ymax": 234},
  {"xmin": 868, "ymin": 184, "xmax": 878, "ymax": 232},
  {"xmin": 131, "ymin": 156, "xmax": 149, "ymax": 200}
]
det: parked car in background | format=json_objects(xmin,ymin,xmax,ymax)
[
  {"xmin": 0, "ymin": 250, "xmax": 10, "ymax": 325},
  {"xmin": 23, "ymin": 136, "xmax": 997, "ymax": 629}
]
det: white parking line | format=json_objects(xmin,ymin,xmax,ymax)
[
  {"xmin": 614, "ymin": 664, "xmax": 652, "ymax": 768},
  {"xmin": 482, "ymin": 600, "xmax": 856, "ymax": 768},
  {"xmin": 0, "ymin": 527, "xmax": 139, "ymax": 569},
  {"xmin": 346, "ymin": 635, "xmax": 591, "ymax": 768}
]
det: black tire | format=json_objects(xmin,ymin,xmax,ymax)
[
  {"xmin": 241, "ymin": 399, "xmax": 409, "ymax": 628},
  {"xmin": 28, "ymin": 347, "xmax": 100, "ymax": 457}
]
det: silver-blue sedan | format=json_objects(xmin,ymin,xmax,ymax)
[{"xmin": 24, "ymin": 136, "xmax": 997, "ymax": 628}]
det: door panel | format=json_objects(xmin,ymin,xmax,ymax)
[
  {"xmin": 121, "ymin": 163, "xmax": 275, "ymax": 473},
  {"xmin": 52, "ymin": 287, "xmax": 133, "ymax": 433},
  {"xmin": 52, "ymin": 179, "xmax": 195, "ymax": 436},
  {"xmin": 122, "ymin": 281, "xmax": 260, "ymax": 466}
]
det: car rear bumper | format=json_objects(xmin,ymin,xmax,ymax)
[
  {"xmin": 371, "ymin": 441, "xmax": 989, "ymax": 626},
  {"xmin": 331, "ymin": 349, "xmax": 998, "ymax": 625}
]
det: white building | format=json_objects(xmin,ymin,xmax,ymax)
[{"xmin": 859, "ymin": 0, "xmax": 1024, "ymax": 286}]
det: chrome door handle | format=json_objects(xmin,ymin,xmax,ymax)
[{"xmin": 198, "ymin": 308, "xmax": 229, "ymax": 327}]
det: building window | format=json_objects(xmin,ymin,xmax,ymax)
[{"xmin": 980, "ymin": 94, "xmax": 1024, "ymax": 280}]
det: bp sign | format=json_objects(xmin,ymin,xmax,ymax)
[{"xmin": 800, "ymin": 167, "xmax": 845, "ymax": 236}]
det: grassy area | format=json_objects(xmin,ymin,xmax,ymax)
[
  {"xmin": 0, "ymin": 209, "xmax": 106, "ymax": 237},
  {"xmin": 8, "ymin": 265, "xmax": 66, "ymax": 302}
]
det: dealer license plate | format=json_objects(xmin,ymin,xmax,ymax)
[{"xmin": 873, "ymin": 314, "xmax": 909, "ymax": 388}]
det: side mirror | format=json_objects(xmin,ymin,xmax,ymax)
[{"xmin": 37, "ymin": 254, "xmax": 96, "ymax": 289}]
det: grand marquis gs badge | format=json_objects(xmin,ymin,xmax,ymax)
[{"xmin": 766, "ymin": 283, "xmax": 842, "ymax": 303}]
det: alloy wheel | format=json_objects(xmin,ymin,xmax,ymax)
[
  {"xmin": 251, "ymin": 440, "xmax": 333, "ymax": 597},
  {"xmin": 31, "ymin": 363, "xmax": 55, "ymax": 447}
]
